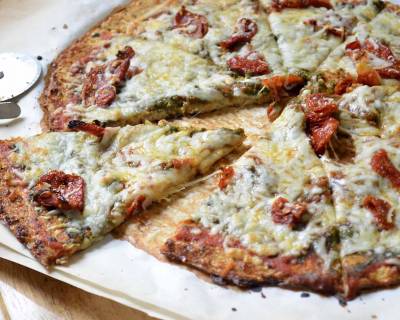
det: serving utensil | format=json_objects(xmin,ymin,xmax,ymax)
[{"xmin": 0, "ymin": 52, "xmax": 42, "ymax": 119}]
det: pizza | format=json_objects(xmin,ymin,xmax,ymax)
[
  {"xmin": 4, "ymin": 0, "xmax": 400, "ymax": 301},
  {"xmin": 0, "ymin": 121, "xmax": 244, "ymax": 265}
]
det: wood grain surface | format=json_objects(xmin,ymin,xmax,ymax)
[{"xmin": 0, "ymin": 258, "xmax": 159, "ymax": 320}]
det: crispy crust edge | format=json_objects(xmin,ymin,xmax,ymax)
[
  {"xmin": 342, "ymin": 253, "xmax": 400, "ymax": 299},
  {"xmin": 161, "ymin": 220, "xmax": 343, "ymax": 295}
]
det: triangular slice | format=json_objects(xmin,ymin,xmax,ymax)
[
  {"xmin": 303, "ymin": 76, "xmax": 400, "ymax": 299},
  {"xmin": 322, "ymin": 133, "xmax": 400, "ymax": 299},
  {"xmin": 41, "ymin": 0, "xmax": 305, "ymax": 131},
  {"xmin": 162, "ymin": 106, "xmax": 341, "ymax": 294},
  {"xmin": 262, "ymin": 0, "xmax": 382, "ymax": 73},
  {"xmin": 0, "ymin": 122, "xmax": 244, "ymax": 266}
]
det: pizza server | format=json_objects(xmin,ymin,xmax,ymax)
[{"xmin": 0, "ymin": 52, "xmax": 41, "ymax": 119}]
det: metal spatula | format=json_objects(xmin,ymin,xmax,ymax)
[{"xmin": 0, "ymin": 52, "xmax": 42, "ymax": 119}]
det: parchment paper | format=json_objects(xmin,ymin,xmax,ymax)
[{"xmin": 1, "ymin": 1, "xmax": 400, "ymax": 319}]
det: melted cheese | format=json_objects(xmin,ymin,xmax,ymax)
[
  {"xmin": 318, "ymin": 40, "xmax": 357, "ymax": 76},
  {"xmin": 332, "ymin": 0, "xmax": 380, "ymax": 22},
  {"xmin": 138, "ymin": 0, "xmax": 284, "ymax": 73},
  {"xmin": 322, "ymin": 136, "xmax": 400, "ymax": 256},
  {"xmin": 339, "ymin": 85, "xmax": 395, "ymax": 119},
  {"xmin": 337, "ymin": 85, "xmax": 400, "ymax": 138},
  {"xmin": 382, "ymin": 91, "xmax": 400, "ymax": 138},
  {"xmin": 269, "ymin": 8, "xmax": 343, "ymax": 72},
  {"xmin": 194, "ymin": 107, "xmax": 337, "ymax": 265},
  {"xmin": 357, "ymin": 9, "xmax": 400, "ymax": 47},
  {"xmin": 12, "ymin": 124, "xmax": 244, "ymax": 242}
]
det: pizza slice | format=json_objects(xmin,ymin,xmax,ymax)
[
  {"xmin": 41, "ymin": 0, "xmax": 305, "ymax": 131},
  {"xmin": 0, "ymin": 121, "xmax": 244, "ymax": 266},
  {"xmin": 261, "ymin": 0, "xmax": 382, "ymax": 73},
  {"xmin": 302, "ymin": 74, "xmax": 400, "ymax": 298},
  {"xmin": 322, "ymin": 134, "xmax": 400, "ymax": 299},
  {"xmin": 161, "ymin": 106, "xmax": 342, "ymax": 294}
]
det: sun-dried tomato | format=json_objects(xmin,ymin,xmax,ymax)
[
  {"xmin": 218, "ymin": 167, "xmax": 235, "ymax": 190},
  {"xmin": 271, "ymin": 197, "xmax": 308, "ymax": 228},
  {"xmin": 219, "ymin": 18, "xmax": 258, "ymax": 51},
  {"xmin": 371, "ymin": 149, "xmax": 400, "ymax": 189},
  {"xmin": 173, "ymin": 6, "xmax": 208, "ymax": 39},
  {"xmin": 34, "ymin": 171, "xmax": 85, "ymax": 212},
  {"xmin": 68, "ymin": 120, "xmax": 105, "ymax": 138},
  {"xmin": 363, "ymin": 195, "xmax": 394, "ymax": 230}
]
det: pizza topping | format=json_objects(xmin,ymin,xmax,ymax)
[
  {"xmin": 267, "ymin": 102, "xmax": 282, "ymax": 122},
  {"xmin": 263, "ymin": 75, "xmax": 305, "ymax": 100},
  {"xmin": 126, "ymin": 195, "xmax": 146, "ymax": 215},
  {"xmin": 309, "ymin": 118, "xmax": 339, "ymax": 156},
  {"xmin": 171, "ymin": 158, "xmax": 194, "ymax": 169},
  {"xmin": 271, "ymin": 0, "xmax": 332, "ymax": 11},
  {"xmin": 95, "ymin": 85, "xmax": 117, "ymax": 107},
  {"xmin": 334, "ymin": 76, "xmax": 356, "ymax": 95},
  {"xmin": 304, "ymin": 19, "xmax": 345, "ymax": 39},
  {"xmin": 116, "ymin": 46, "xmax": 135, "ymax": 59},
  {"xmin": 227, "ymin": 51, "xmax": 270, "ymax": 76},
  {"xmin": 305, "ymin": 94, "xmax": 339, "ymax": 155},
  {"xmin": 67, "ymin": 120, "xmax": 105, "ymax": 138},
  {"xmin": 345, "ymin": 38, "xmax": 400, "ymax": 82},
  {"xmin": 33, "ymin": 171, "xmax": 85, "ymax": 212},
  {"xmin": 218, "ymin": 167, "xmax": 235, "ymax": 190},
  {"xmin": 305, "ymin": 94, "xmax": 338, "ymax": 124},
  {"xmin": 371, "ymin": 149, "xmax": 400, "ymax": 189},
  {"xmin": 271, "ymin": 197, "xmax": 308, "ymax": 229},
  {"xmin": 355, "ymin": 59, "xmax": 382, "ymax": 86},
  {"xmin": 303, "ymin": 13, "xmax": 355, "ymax": 40},
  {"xmin": 363, "ymin": 195, "xmax": 394, "ymax": 230},
  {"xmin": 69, "ymin": 48, "xmax": 101, "ymax": 75},
  {"xmin": 174, "ymin": 222, "xmax": 223, "ymax": 247},
  {"xmin": 219, "ymin": 18, "xmax": 258, "ymax": 51},
  {"xmin": 126, "ymin": 66, "xmax": 143, "ymax": 79},
  {"xmin": 81, "ymin": 46, "xmax": 135, "ymax": 107},
  {"xmin": 264, "ymin": 74, "xmax": 307, "ymax": 122},
  {"xmin": 160, "ymin": 158, "xmax": 195, "ymax": 170},
  {"xmin": 377, "ymin": 66, "xmax": 400, "ymax": 80},
  {"xmin": 82, "ymin": 65, "xmax": 106, "ymax": 105},
  {"xmin": 173, "ymin": 6, "xmax": 208, "ymax": 39}
]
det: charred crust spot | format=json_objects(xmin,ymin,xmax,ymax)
[
  {"xmin": 68, "ymin": 119, "xmax": 86, "ymax": 130},
  {"xmin": 68, "ymin": 120, "xmax": 105, "ymax": 138}
]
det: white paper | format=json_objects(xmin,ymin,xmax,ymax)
[{"xmin": 1, "ymin": 1, "xmax": 400, "ymax": 319}]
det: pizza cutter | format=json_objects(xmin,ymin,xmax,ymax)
[{"xmin": 0, "ymin": 52, "xmax": 42, "ymax": 119}]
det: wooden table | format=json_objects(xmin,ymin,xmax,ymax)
[{"xmin": 0, "ymin": 258, "xmax": 159, "ymax": 320}]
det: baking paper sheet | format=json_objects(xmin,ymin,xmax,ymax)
[{"xmin": 1, "ymin": 1, "xmax": 400, "ymax": 319}]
